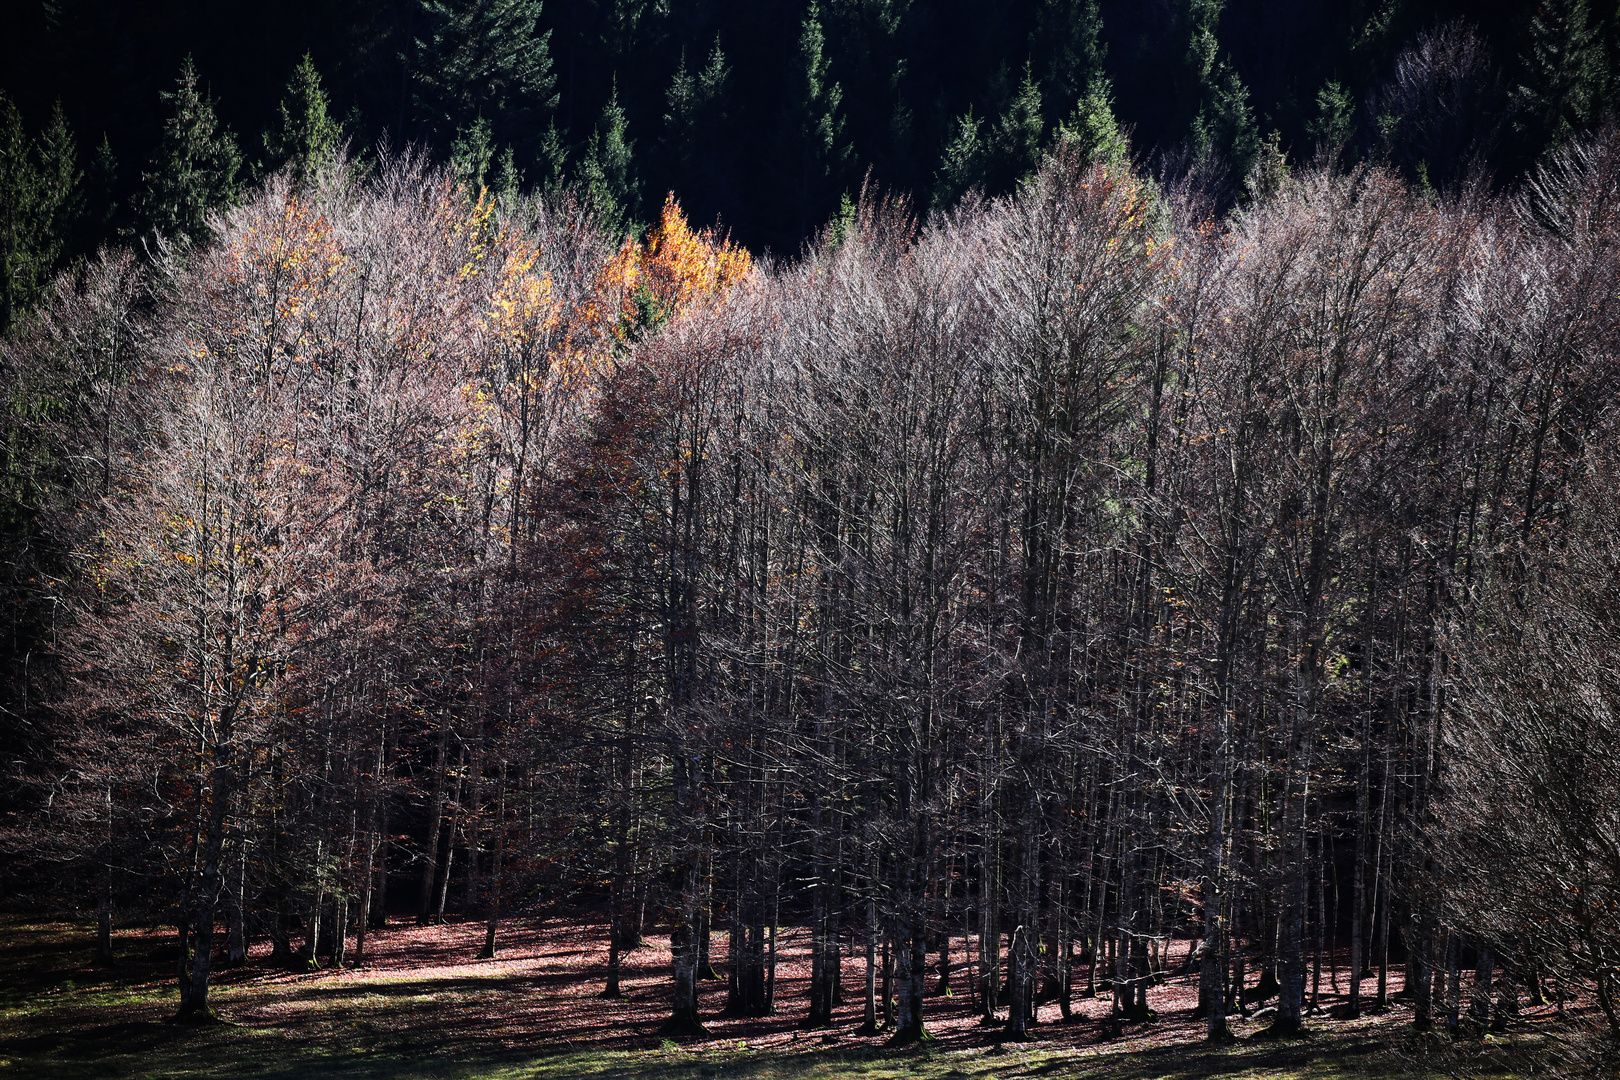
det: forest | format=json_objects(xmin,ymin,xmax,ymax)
[{"xmin": 2, "ymin": 2, "xmax": 1620, "ymax": 1079}]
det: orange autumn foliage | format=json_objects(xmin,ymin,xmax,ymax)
[{"xmin": 601, "ymin": 195, "xmax": 754, "ymax": 333}]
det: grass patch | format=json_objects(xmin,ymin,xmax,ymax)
[{"xmin": 0, "ymin": 917, "xmax": 1471, "ymax": 1080}]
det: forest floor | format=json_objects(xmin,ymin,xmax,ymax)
[{"xmin": 0, "ymin": 913, "xmax": 1556, "ymax": 1079}]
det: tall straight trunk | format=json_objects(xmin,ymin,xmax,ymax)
[
  {"xmin": 697, "ymin": 845, "xmax": 718, "ymax": 980},
  {"xmin": 1201, "ymin": 682, "xmax": 1232, "ymax": 1038},
  {"xmin": 667, "ymin": 881, "xmax": 703, "ymax": 1035},
  {"xmin": 766, "ymin": 867, "xmax": 779, "ymax": 1014},
  {"xmin": 858, "ymin": 863, "xmax": 880, "ymax": 1035},
  {"xmin": 463, "ymin": 733, "xmax": 484, "ymax": 917},
  {"xmin": 434, "ymin": 754, "xmax": 465, "ymax": 923},
  {"xmin": 433, "ymin": 822, "xmax": 455, "ymax": 923},
  {"xmin": 806, "ymin": 840, "xmax": 831, "ymax": 1028},
  {"xmin": 892, "ymin": 908, "xmax": 930, "ymax": 1043},
  {"xmin": 1312, "ymin": 830, "xmax": 1325, "ymax": 1011},
  {"xmin": 416, "ymin": 717, "xmax": 451, "ymax": 924},
  {"xmin": 604, "ymin": 684, "xmax": 638, "ymax": 997},
  {"xmin": 333, "ymin": 810, "xmax": 358, "ymax": 968},
  {"xmin": 478, "ymin": 763, "xmax": 506, "ymax": 959},
  {"xmin": 1005, "ymin": 791, "xmax": 1039, "ymax": 1039},
  {"xmin": 355, "ymin": 732, "xmax": 385, "ymax": 966},
  {"xmin": 1055, "ymin": 854, "xmax": 1073, "ymax": 1021},
  {"xmin": 332, "ymin": 894, "xmax": 349, "ymax": 968},
  {"xmin": 226, "ymin": 834, "xmax": 247, "ymax": 968},
  {"xmin": 303, "ymin": 838, "xmax": 325, "ymax": 970},
  {"xmin": 1349, "ymin": 665, "xmax": 1372, "ymax": 1017},
  {"xmin": 1444, "ymin": 934, "xmax": 1461, "ymax": 1035},
  {"xmin": 179, "ymin": 732, "xmax": 233, "ymax": 1019},
  {"xmin": 661, "ymin": 734, "xmax": 707, "ymax": 1037},
  {"xmin": 1413, "ymin": 919, "xmax": 1435, "ymax": 1030},
  {"xmin": 936, "ymin": 853, "xmax": 952, "ymax": 996},
  {"xmin": 1471, "ymin": 944, "xmax": 1494, "ymax": 1029},
  {"xmin": 1271, "ymin": 697, "xmax": 1311, "ymax": 1036}
]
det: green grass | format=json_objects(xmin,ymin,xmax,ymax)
[{"xmin": 0, "ymin": 919, "xmax": 1487, "ymax": 1080}]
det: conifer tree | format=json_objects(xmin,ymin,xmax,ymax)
[
  {"xmin": 1191, "ymin": 61, "xmax": 1259, "ymax": 178},
  {"xmin": 1034, "ymin": 0, "xmax": 1106, "ymax": 130},
  {"xmin": 1515, "ymin": 0, "xmax": 1606, "ymax": 149},
  {"xmin": 263, "ymin": 54, "xmax": 342, "ymax": 184},
  {"xmin": 989, "ymin": 66, "xmax": 1046, "ymax": 190},
  {"xmin": 84, "ymin": 135, "xmax": 116, "ymax": 238},
  {"xmin": 932, "ymin": 107, "xmax": 985, "ymax": 210},
  {"xmin": 932, "ymin": 68, "xmax": 1046, "ymax": 209},
  {"xmin": 1177, "ymin": 0, "xmax": 1258, "ymax": 179},
  {"xmin": 413, "ymin": 0, "xmax": 558, "ymax": 170},
  {"xmin": 579, "ymin": 85, "xmax": 638, "ymax": 239},
  {"xmin": 662, "ymin": 40, "xmax": 732, "ymax": 222},
  {"xmin": 134, "ymin": 59, "xmax": 240, "ymax": 248},
  {"xmin": 450, "ymin": 116, "xmax": 497, "ymax": 194},
  {"xmin": 1057, "ymin": 81, "xmax": 1130, "ymax": 169},
  {"xmin": 1307, "ymin": 80, "xmax": 1355, "ymax": 162},
  {"xmin": 1, "ymin": 95, "xmax": 78, "ymax": 333},
  {"xmin": 784, "ymin": 1, "xmax": 849, "ymax": 241}
]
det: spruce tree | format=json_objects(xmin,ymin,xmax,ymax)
[
  {"xmin": 1307, "ymin": 80, "xmax": 1355, "ymax": 163},
  {"xmin": 932, "ymin": 107, "xmax": 986, "ymax": 210},
  {"xmin": 264, "ymin": 54, "xmax": 343, "ymax": 185},
  {"xmin": 1057, "ymin": 81, "xmax": 1130, "ymax": 170},
  {"xmin": 662, "ymin": 40, "xmax": 733, "ymax": 224},
  {"xmin": 932, "ymin": 67, "xmax": 1046, "ymax": 210},
  {"xmin": 1034, "ymin": 0, "xmax": 1106, "ymax": 130},
  {"xmin": 578, "ymin": 85, "xmax": 637, "ymax": 239},
  {"xmin": 82, "ymin": 134, "xmax": 117, "ymax": 245},
  {"xmin": 1191, "ymin": 61, "xmax": 1259, "ymax": 179},
  {"xmin": 0, "ymin": 94, "xmax": 79, "ymax": 334},
  {"xmin": 450, "ymin": 116, "xmax": 496, "ymax": 194},
  {"xmin": 413, "ymin": 0, "xmax": 558, "ymax": 172},
  {"xmin": 134, "ymin": 59, "xmax": 241, "ymax": 248},
  {"xmin": 988, "ymin": 65, "xmax": 1046, "ymax": 191},
  {"xmin": 783, "ymin": 1, "xmax": 849, "ymax": 242},
  {"xmin": 1515, "ymin": 0, "xmax": 1606, "ymax": 149}
]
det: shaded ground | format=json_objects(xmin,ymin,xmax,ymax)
[{"xmin": 0, "ymin": 914, "xmax": 1552, "ymax": 1078}]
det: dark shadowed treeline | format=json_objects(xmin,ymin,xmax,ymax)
[
  {"xmin": 2, "ymin": 123, "xmax": 1620, "ymax": 1060},
  {"xmin": 4, "ymin": 0, "xmax": 1620, "ymax": 264}
]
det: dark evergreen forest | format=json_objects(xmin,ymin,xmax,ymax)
[
  {"xmin": 3, "ymin": 1, "xmax": 1620, "ymax": 1075},
  {"xmin": 2, "ymin": 0, "xmax": 1617, "ymax": 262}
]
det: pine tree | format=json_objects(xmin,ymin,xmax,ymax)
[
  {"xmin": 264, "ymin": 54, "xmax": 343, "ymax": 185},
  {"xmin": 1515, "ymin": 0, "xmax": 1606, "ymax": 149},
  {"xmin": 134, "ymin": 58, "xmax": 241, "ymax": 247},
  {"xmin": 413, "ymin": 0, "xmax": 558, "ymax": 171}
]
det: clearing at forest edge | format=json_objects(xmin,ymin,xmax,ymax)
[{"xmin": 0, "ymin": 914, "xmax": 1561, "ymax": 1079}]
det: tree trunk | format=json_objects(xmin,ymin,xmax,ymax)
[
  {"xmin": 478, "ymin": 764, "xmax": 506, "ymax": 960},
  {"xmin": 177, "ymin": 740, "xmax": 232, "ymax": 1021},
  {"xmin": 416, "ymin": 717, "xmax": 451, "ymax": 925}
]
